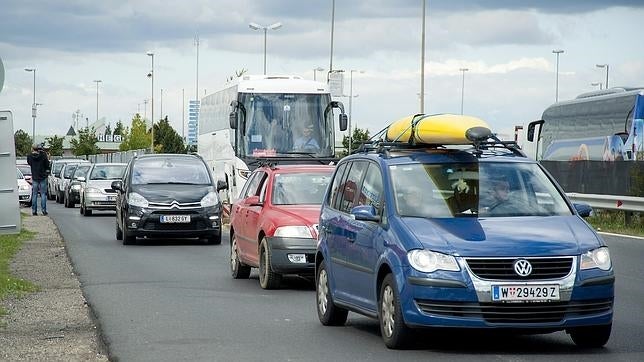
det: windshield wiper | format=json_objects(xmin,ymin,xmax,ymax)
[
  {"xmin": 279, "ymin": 151, "xmax": 317, "ymax": 157},
  {"xmin": 143, "ymin": 182, "xmax": 204, "ymax": 185}
]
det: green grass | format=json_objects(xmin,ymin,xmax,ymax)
[
  {"xmin": 587, "ymin": 210, "xmax": 644, "ymax": 237},
  {"xmin": 0, "ymin": 224, "xmax": 39, "ymax": 317}
]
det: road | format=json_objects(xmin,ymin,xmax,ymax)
[{"xmin": 48, "ymin": 202, "xmax": 644, "ymax": 361}]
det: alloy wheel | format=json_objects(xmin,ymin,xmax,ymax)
[
  {"xmin": 317, "ymin": 269, "xmax": 329, "ymax": 315},
  {"xmin": 381, "ymin": 285, "xmax": 395, "ymax": 338}
]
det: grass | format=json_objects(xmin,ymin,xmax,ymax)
[
  {"xmin": 0, "ymin": 220, "xmax": 40, "ymax": 317},
  {"xmin": 587, "ymin": 210, "xmax": 644, "ymax": 237}
]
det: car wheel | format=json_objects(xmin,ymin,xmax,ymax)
[
  {"xmin": 64, "ymin": 194, "xmax": 70, "ymax": 208},
  {"xmin": 230, "ymin": 234, "xmax": 251, "ymax": 279},
  {"xmin": 122, "ymin": 215, "xmax": 136, "ymax": 245},
  {"xmin": 115, "ymin": 218, "xmax": 123, "ymax": 240},
  {"xmin": 316, "ymin": 259, "xmax": 348, "ymax": 326},
  {"xmin": 379, "ymin": 274, "xmax": 411, "ymax": 349},
  {"xmin": 55, "ymin": 192, "xmax": 60, "ymax": 203},
  {"xmin": 259, "ymin": 238, "xmax": 281, "ymax": 289},
  {"xmin": 568, "ymin": 324, "xmax": 612, "ymax": 348},
  {"xmin": 83, "ymin": 206, "xmax": 92, "ymax": 216}
]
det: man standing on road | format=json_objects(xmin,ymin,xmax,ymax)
[{"xmin": 27, "ymin": 144, "xmax": 50, "ymax": 216}]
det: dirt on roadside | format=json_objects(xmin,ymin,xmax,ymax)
[{"xmin": 0, "ymin": 213, "xmax": 108, "ymax": 361}]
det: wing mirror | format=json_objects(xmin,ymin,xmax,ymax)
[
  {"xmin": 573, "ymin": 203, "xmax": 593, "ymax": 218},
  {"xmin": 351, "ymin": 205, "xmax": 380, "ymax": 222},
  {"xmin": 527, "ymin": 120, "xmax": 544, "ymax": 142},
  {"xmin": 111, "ymin": 180, "xmax": 123, "ymax": 192},
  {"xmin": 216, "ymin": 180, "xmax": 229, "ymax": 191},
  {"xmin": 246, "ymin": 195, "xmax": 263, "ymax": 207}
]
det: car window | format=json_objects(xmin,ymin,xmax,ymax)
[
  {"xmin": 242, "ymin": 171, "xmax": 265, "ymax": 198},
  {"xmin": 17, "ymin": 165, "xmax": 31, "ymax": 176},
  {"xmin": 73, "ymin": 165, "xmax": 92, "ymax": 179},
  {"xmin": 64, "ymin": 165, "xmax": 78, "ymax": 178},
  {"xmin": 90, "ymin": 165, "xmax": 126, "ymax": 180},
  {"xmin": 258, "ymin": 175, "xmax": 269, "ymax": 202},
  {"xmin": 358, "ymin": 163, "xmax": 384, "ymax": 215},
  {"xmin": 327, "ymin": 162, "xmax": 347, "ymax": 209},
  {"xmin": 272, "ymin": 172, "xmax": 332, "ymax": 205},
  {"xmin": 52, "ymin": 162, "xmax": 64, "ymax": 176},
  {"xmin": 338, "ymin": 161, "xmax": 368, "ymax": 213},
  {"xmin": 131, "ymin": 157, "xmax": 211, "ymax": 185},
  {"xmin": 17, "ymin": 169, "xmax": 24, "ymax": 179}
]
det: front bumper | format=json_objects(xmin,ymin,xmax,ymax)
[
  {"xmin": 18, "ymin": 190, "xmax": 32, "ymax": 203},
  {"xmin": 266, "ymin": 236, "xmax": 317, "ymax": 274},
  {"xmin": 125, "ymin": 206, "xmax": 222, "ymax": 239},
  {"xmin": 84, "ymin": 191, "xmax": 118, "ymax": 210}
]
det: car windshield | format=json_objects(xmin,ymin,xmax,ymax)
[
  {"xmin": 73, "ymin": 165, "xmax": 92, "ymax": 179},
  {"xmin": 131, "ymin": 157, "xmax": 211, "ymax": 185},
  {"xmin": 63, "ymin": 165, "xmax": 78, "ymax": 178},
  {"xmin": 17, "ymin": 169, "xmax": 24, "ymax": 179},
  {"xmin": 52, "ymin": 162, "xmax": 64, "ymax": 176},
  {"xmin": 389, "ymin": 162, "xmax": 572, "ymax": 218},
  {"xmin": 90, "ymin": 165, "xmax": 126, "ymax": 180},
  {"xmin": 17, "ymin": 165, "xmax": 31, "ymax": 176},
  {"xmin": 272, "ymin": 172, "xmax": 332, "ymax": 205}
]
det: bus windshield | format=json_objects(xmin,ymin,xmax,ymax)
[{"xmin": 238, "ymin": 93, "xmax": 334, "ymax": 158}]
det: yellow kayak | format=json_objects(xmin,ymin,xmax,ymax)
[{"xmin": 385, "ymin": 114, "xmax": 491, "ymax": 144}]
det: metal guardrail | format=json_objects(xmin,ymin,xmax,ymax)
[{"xmin": 567, "ymin": 193, "xmax": 644, "ymax": 212}]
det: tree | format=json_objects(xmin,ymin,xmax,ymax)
[
  {"xmin": 119, "ymin": 113, "xmax": 151, "ymax": 151},
  {"xmin": 340, "ymin": 127, "xmax": 370, "ymax": 157},
  {"xmin": 113, "ymin": 120, "xmax": 125, "ymax": 136},
  {"xmin": 45, "ymin": 135, "xmax": 65, "ymax": 156},
  {"xmin": 104, "ymin": 123, "xmax": 112, "ymax": 136},
  {"xmin": 70, "ymin": 127, "xmax": 101, "ymax": 156},
  {"xmin": 14, "ymin": 129, "xmax": 32, "ymax": 156},
  {"xmin": 226, "ymin": 68, "xmax": 248, "ymax": 82},
  {"xmin": 154, "ymin": 116, "xmax": 185, "ymax": 153}
]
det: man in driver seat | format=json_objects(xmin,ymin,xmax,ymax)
[{"xmin": 293, "ymin": 124, "xmax": 320, "ymax": 151}]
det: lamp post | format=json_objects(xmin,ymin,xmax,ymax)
[
  {"xmin": 249, "ymin": 22, "xmax": 282, "ymax": 75},
  {"xmin": 348, "ymin": 70, "xmax": 365, "ymax": 153},
  {"xmin": 147, "ymin": 51, "xmax": 154, "ymax": 152},
  {"xmin": 329, "ymin": 0, "xmax": 335, "ymax": 75},
  {"xmin": 596, "ymin": 64, "xmax": 609, "ymax": 89},
  {"xmin": 313, "ymin": 67, "xmax": 324, "ymax": 81},
  {"xmin": 143, "ymin": 99, "xmax": 148, "ymax": 120},
  {"xmin": 93, "ymin": 80, "xmax": 102, "ymax": 125},
  {"xmin": 552, "ymin": 49, "xmax": 564, "ymax": 102},
  {"xmin": 591, "ymin": 82, "xmax": 603, "ymax": 90},
  {"xmin": 459, "ymin": 68, "xmax": 468, "ymax": 115},
  {"xmin": 420, "ymin": 0, "xmax": 426, "ymax": 113},
  {"xmin": 24, "ymin": 68, "xmax": 36, "ymax": 142}
]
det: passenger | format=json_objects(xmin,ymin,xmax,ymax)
[
  {"xmin": 484, "ymin": 177, "xmax": 513, "ymax": 213},
  {"xmin": 293, "ymin": 124, "xmax": 320, "ymax": 151}
]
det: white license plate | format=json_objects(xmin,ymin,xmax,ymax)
[
  {"xmin": 160, "ymin": 215, "xmax": 191, "ymax": 223},
  {"xmin": 492, "ymin": 285, "xmax": 560, "ymax": 302}
]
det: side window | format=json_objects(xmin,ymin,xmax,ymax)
[
  {"xmin": 359, "ymin": 163, "xmax": 384, "ymax": 215},
  {"xmin": 243, "ymin": 171, "xmax": 265, "ymax": 198},
  {"xmin": 327, "ymin": 163, "xmax": 348, "ymax": 209},
  {"xmin": 258, "ymin": 174, "xmax": 269, "ymax": 202},
  {"xmin": 338, "ymin": 161, "xmax": 368, "ymax": 213}
]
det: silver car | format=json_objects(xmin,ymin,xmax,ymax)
[{"xmin": 80, "ymin": 163, "xmax": 127, "ymax": 216}]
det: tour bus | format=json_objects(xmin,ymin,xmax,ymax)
[
  {"xmin": 198, "ymin": 75, "xmax": 348, "ymax": 203},
  {"xmin": 526, "ymin": 87, "xmax": 644, "ymax": 195}
]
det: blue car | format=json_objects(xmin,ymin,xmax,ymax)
[{"xmin": 315, "ymin": 126, "xmax": 614, "ymax": 349}]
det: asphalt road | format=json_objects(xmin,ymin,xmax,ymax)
[{"xmin": 48, "ymin": 202, "xmax": 644, "ymax": 361}]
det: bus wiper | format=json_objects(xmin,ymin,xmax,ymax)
[{"xmin": 279, "ymin": 151, "xmax": 316, "ymax": 157}]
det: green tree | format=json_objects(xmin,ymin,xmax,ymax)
[
  {"xmin": 70, "ymin": 127, "xmax": 101, "ymax": 156},
  {"xmin": 154, "ymin": 116, "xmax": 185, "ymax": 153},
  {"xmin": 340, "ymin": 127, "xmax": 370, "ymax": 157},
  {"xmin": 104, "ymin": 123, "xmax": 112, "ymax": 136},
  {"xmin": 14, "ymin": 129, "xmax": 32, "ymax": 156},
  {"xmin": 45, "ymin": 135, "xmax": 65, "ymax": 156},
  {"xmin": 113, "ymin": 120, "xmax": 124, "ymax": 136},
  {"xmin": 119, "ymin": 113, "xmax": 151, "ymax": 151}
]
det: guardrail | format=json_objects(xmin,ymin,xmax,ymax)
[{"xmin": 566, "ymin": 193, "xmax": 644, "ymax": 212}]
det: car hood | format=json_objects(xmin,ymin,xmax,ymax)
[
  {"xmin": 269, "ymin": 205, "xmax": 322, "ymax": 227},
  {"xmin": 87, "ymin": 179, "xmax": 121, "ymax": 190},
  {"xmin": 131, "ymin": 184, "xmax": 214, "ymax": 203},
  {"xmin": 400, "ymin": 216, "xmax": 601, "ymax": 257}
]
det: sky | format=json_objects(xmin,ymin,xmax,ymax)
[{"xmin": 1, "ymin": 0, "xmax": 643, "ymax": 143}]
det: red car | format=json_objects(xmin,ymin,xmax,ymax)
[{"xmin": 230, "ymin": 164, "xmax": 334, "ymax": 289}]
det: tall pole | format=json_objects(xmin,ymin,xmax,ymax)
[
  {"xmin": 552, "ymin": 49, "xmax": 564, "ymax": 102},
  {"xmin": 420, "ymin": 0, "xmax": 426, "ymax": 114},
  {"xmin": 459, "ymin": 68, "xmax": 468, "ymax": 115},
  {"xmin": 349, "ymin": 70, "xmax": 354, "ymax": 153},
  {"xmin": 329, "ymin": 0, "xmax": 335, "ymax": 75},
  {"xmin": 160, "ymin": 88, "xmax": 163, "ymax": 121},
  {"xmin": 596, "ymin": 64, "xmax": 609, "ymax": 89},
  {"xmin": 249, "ymin": 23, "xmax": 281, "ymax": 75},
  {"xmin": 195, "ymin": 35, "xmax": 199, "ymax": 104},
  {"xmin": 147, "ymin": 52, "xmax": 155, "ymax": 152},
  {"xmin": 143, "ymin": 99, "xmax": 148, "ymax": 120},
  {"xmin": 24, "ymin": 68, "xmax": 36, "ymax": 142},
  {"xmin": 93, "ymin": 80, "xmax": 102, "ymax": 124},
  {"xmin": 182, "ymin": 88, "xmax": 185, "ymax": 141}
]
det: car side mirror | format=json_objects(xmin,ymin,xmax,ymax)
[
  {"xmin": 76, "ymin": 176, "xmax": 86, "ymax": 182},
  {"xmin": 246, "ymin": 195, "xmax": 263, "ymax": 207},
  {"xmin": 111, "ymin": 180, "xmax": 123, "ymax": 192},
  {"xmin": 573, "ymin": 203, "xmax": 593, "ymax": 218},
  {"xmin": 351, "ymin": 205, "xmax": 380, "ymax": 222},
  {"xmin": 216, "ymin": 180, "xmax": 228, "ymax": 191},
  {"xmin": 339, "ymin": 113, "xmax": 348, "ymax": 132}
]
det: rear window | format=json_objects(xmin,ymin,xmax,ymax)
[
  {"xmin": 17, "ymin": 165, "xmax": 31, "ymax": 176},
  {"xmin": 131, "ymin": 157, "xmax": 211, "ymax": 185},
  {"xmin": 90, "ymin": 165, "xmax": 126, "ymax": 180}
]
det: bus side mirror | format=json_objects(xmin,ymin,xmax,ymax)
[
  {"xmin": 527, "ymin": 120, "xmax": 544, "ymax": 142},
  {"xmin": 229, "ymin": 111, "xmax": 238, "ymax": 129},
  {"xmin": 339, "ymin": 113, "xmax": 348, "ymax": 131},
  {"xmin": 216, "ymin": 180, "xmax": 228, "ymax": 191}
]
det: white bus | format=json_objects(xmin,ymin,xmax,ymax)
[{"xmin": 198, "ymin": 75, "xmax": 348, "ymax": 203}]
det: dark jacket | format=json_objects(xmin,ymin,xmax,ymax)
[{"xmin": 27, "ymin": 151, "xmax": 50, "ymax": 181}]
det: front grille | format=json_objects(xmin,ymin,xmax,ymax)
[
  {"xmin": 415, "ymin": 299, "xmax": 612, "ymax": 324},
  {"xmin": 104, "ymin": 189, "xmax": 116, "ymax": 193},
  {"xmin": 143, "ymin": 219, "xmax": 207, "ymax": 231},
  {"xmin": 466, "ymin": 257, "xmax": 573, "ymax": 280},
  {"xmin": 92, "ymin": 201, "xmax": 115, "ymax": 206}
]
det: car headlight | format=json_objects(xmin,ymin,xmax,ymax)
[
  {"xmin": 407, "ymin": 249, "xmax": 460, "ymax": 273},
  {"xmin": 71, "ymin": 184, "xmax": 81, "ymax": 191},
  {"xmin": 200, "ymin": 191, "xmax": 220, "ymax": 207},
  {"xmin": 238, "ymin": 169, "xmax": 252, "ymax": 179},
  {"xmin": 19, "ymin": 184, "xmax": 30, "ymax": 190},
  {"xmin": 274, "ymin": 226, "xmax": 313, "ymax": 238},
  {"xmin": 580, "ymin": 247, "xmax": 611, "ymax": 271},
  {"xmin": 85, "ymin": 187, "xmax": 102, "ymax": 194},
  {"xmin": 128, "ymin": 192, "xmax": 149, "ymax": 208}
]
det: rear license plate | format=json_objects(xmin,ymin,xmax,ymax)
[
  {"xmin": 492, "ymin": 285, "xmax": 560, "ymax": 302},
  {"xmin": 160, "ymin": 215, "xmax": 191, "ymax": 223}
]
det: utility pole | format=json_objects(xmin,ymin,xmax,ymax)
[{"xmin": 420, "ymin": 0, "xmax": 426, "ymax": 113}]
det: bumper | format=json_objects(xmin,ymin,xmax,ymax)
[
  {"xmin": 18, "ymin": 191, "xmax": 32, "ymax": 203},
  {"xmin": 267, "ymin": 236, "xmax": 317, "ymax": 274},
  {"xmin": 125, "ymin": 207, "xmax": 222, "ymax": 239},
  {"xmin": 85, "ymin": 192, "xmax": 118, "ymax": 210}
]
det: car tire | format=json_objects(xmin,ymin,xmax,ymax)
[
  {"xmin": 259, "ymin": 238, "xmax": 281, "ymax": 289},
  {"xmin": 568, "ymin": 323, "xmax": 611, "ymax": 348},
  {"xmin": 64, "ymin": 194, "xmax": 70, "ymax": 208},
  {"xmin": 316, "ymin": 259, "xmax": 348, "ymax": 326},
  {"xmin": 379, "ymin": 274, "xmax": 411, "ymax": 349},
  {"xmin": 55, "ymin": 192, "xmax": 60, "ymax": 203},
  {"xmin": 206, "ymin": 232, "xmax": 222, "ymax": 245},
  {"xmin": 121, "ymin": 215, "xmax": 136, "ymax": 245},
  {"xmin": 83, "ymin": 206, "xmax": 92, "ymax": 216},
  {"xmin": 230, "ymin": 234, "xmax": 251, "ymax": 279},
  {"xmin": 115, "ymin": 218, "xmax": 123, "ymax": 240}
]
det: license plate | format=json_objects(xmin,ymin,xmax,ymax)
[
  {"xmin": 160, "ymin": 215, "xmax": 191, "ymax": 223},
  {"xmin": 492, "ymin": 285, "xmax": 560, "ymax": 302}
]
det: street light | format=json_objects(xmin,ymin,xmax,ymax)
[
  {"xmin": 313, "ymin": 67, "xmax": 325, "ymax": 81},
  {"xmin": 596, "ymin": 64, "xmax": 609, "ymax": 89},
  {"xmin": 591, "ymin": 82, "xmax": 603, "ymax": 90},
  {"xmin": 420, "ymin": 0, "xmax": 426, "ymax": 113},
  {"xmin": 329, "ymin": 0, "xmax": 336, "ymax": 74},
  {"xmin": 459, "ymin": 68, "xmax": 469, "ymax": 115},
  {"xmin": 552, "ymin": 49, "xmax": 564, "ymax": 102},
  {"xmin": 93, "ymin": 80, "xmax": 102, "ymax": 125},
  {"xmin": 147, "ymin": 51, "xmax": 154, "ymax": 152},
  {"xmin": 248, "ymin": 22, "xmax": 282, "ymax": 75},
  {"xmin": 24, "ymin": 68, "xmax": 36, "ymax": 142},
  {"xmin": 348, "ymin": 70, "xmax": 365, "ymax": 153}
]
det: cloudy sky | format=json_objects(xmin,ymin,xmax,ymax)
[{"xmin": 1, "ymin": 0, "xmax": 643, "ymax": 142}]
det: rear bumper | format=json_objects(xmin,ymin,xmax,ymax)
[{"xmin": 267, "ymin": 236, "xmax": 317, "ymax": 274}]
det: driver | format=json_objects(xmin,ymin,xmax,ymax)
[{"xmin": 293, "ymin": 124, "xmax": 320, "ymax": 151}]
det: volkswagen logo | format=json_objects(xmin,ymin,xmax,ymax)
[{"xmin": 513, "ymin": 259, "xmax": 533, "ymax": 277}]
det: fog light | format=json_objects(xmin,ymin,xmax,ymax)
[
  {"xmin": 209, "ymin": 215, "xmax": 220, "ymax": 220},
  {"xmin": 130, "ymin": 222, "xmax": 138, "ymax": 228},
  {"xmin": 128, "ymin": 216, "xmax": 141, "ymax": 221},
  {"xmin": 287, "ymin": 254, "xmax": 306, "ymax": 263}
]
